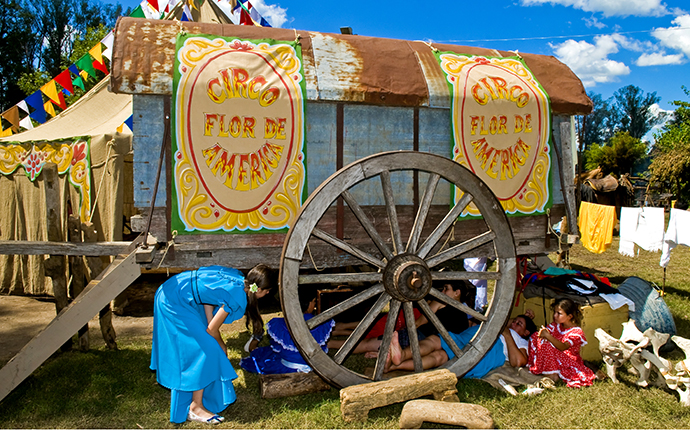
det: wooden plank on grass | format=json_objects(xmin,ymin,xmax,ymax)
[{"xmin": 0, "ymin": 250, "xmax": 141, "ymax": 403}]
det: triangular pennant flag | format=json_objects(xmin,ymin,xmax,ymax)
[
  {"xmin": 182, "ymin": 2, "xmax": 192, "ymax": 21},
  {"xmin": 25, "ymin": 90, "xmax": 44, "ymax": 112},
  {"xmin": 125, "ymin": 114, "xmax": 133, "ymax": 131},
  {"xmin": 0, "ymin": 127, "xmax": 13, "ymax": 137},
  {"xmin": 92, "ymin": 59, "xmax": 109, "ymax": 74},
  {"xmin": 147, "ymin": 0, "xmax": 159, "ymax": 11},
  {"xmin": 76, "ymin": 54, "xmax": 98, "ymax": 79},
  {"xmin": 88, "ymin": 42, "xmax": 104, "ymax": 65},
  {"xmin": 54, "ymin": 91, "xmax": 67, "ymax": 110},
  {"xmin": 40, "ymin": 80, "xmax": 61, "ymax": 105},
  {"xmin": 2, "ymin": 106, "xmax": 20, "ymax": 132},
  {"xmin": 117, "ymin": 123, "xmax": 125, "ymax": 133},
  {"xmin": 239, "ymin": 7, "xmax": 253, "ymax": 25},
  {"xmin": 54, "ymin": 69, "xmax": 75, "ymax": 95},
  {"xmin": 72, "ymin": 75, "xmax": 86, "ymax": 91},
  {"xmin": 17, "ymin": 100, "xmax": 29, "ymax": 115},
  {"xmin": 260, "ymin": 17, "xmax": 270, "ymax": 27},
  {"xmin": 19, "ymin": 115, "xmax": 34, "ymax": 130},
  {"xmin": 68, "ymin": 64, "xmax": 80, "ymax": 76},
  {"xmin": 101, "ymin": 31, "xmax": 114, "ymax": 61},
  {"xmin": 44, "ymin": 100, "xmax": 56, "ymax": 118},
  {"xmin": 130, "ymin": 5, "xmax": 146, "ymax": 17}
]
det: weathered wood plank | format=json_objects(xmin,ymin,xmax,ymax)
[
  {"xmin": 399, "ymin": 399, "xmax": 494, "ymax": 429},
  {"xmin": 83, "ymin": 221, "xmax": 117, "ymax": 350},
  {"xmin": 68, "ymin": 215, "xmax": 89, "ymax": 351},
  {"xmin": 0, "ymin": 241, "xmax": 133, "ymax": 256},
  {"xmin": 0, "ymin": 250, "xmax": 140, "ymax": 403}
]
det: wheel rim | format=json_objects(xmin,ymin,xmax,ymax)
[{"xmin": 280, "ymin": 151, "xmax": 516, "ymax": 388}]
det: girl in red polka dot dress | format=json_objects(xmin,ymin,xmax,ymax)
[{"xmin": 528, "ymin": 298, "xmax": 596, "ymax": 388}]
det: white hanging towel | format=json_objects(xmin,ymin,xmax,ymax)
[
  {"xmin": 618, "ymin": 207, "xmax": 639, "ymax": 257},
  {"xmin": 660, "ymin": 208, "xmax": 690, "ymax": 267},
  {"xmin": 635, "ymin": 207, "xmax": 665, "ymax": 252},
  {"xmin": 619, "ymin": 207, "xmax": 665, "ymax": 256}
]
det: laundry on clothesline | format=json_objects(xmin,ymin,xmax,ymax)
[
  {"xmin": 578, "ymin": 201, "xmax": 617, "ymax": 254},
  {"xmin": 618, "ymin": 207, "xmax": 665, "ymax": 257},
  {"xmin": 660, "ymin": 208, "xmax": 690, "ymax": 268}
]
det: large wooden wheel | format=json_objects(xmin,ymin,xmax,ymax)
[{"xmin": 279, "ymin": 151, "xmax": 516, "ymax": 388}]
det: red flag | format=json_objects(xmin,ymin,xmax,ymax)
[
  {"xmin": 92, "ymin": 59, "xmax": 109, "ymax": 75},
  {"xmin": 54, "ymin": 69, "xmax": 75, "ymax": 95},
  {"xmin": 240, "ymin": 8, "xmax": 253, "ymax": 25}
]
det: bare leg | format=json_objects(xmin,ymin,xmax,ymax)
[
  {"xmin": 386, "ymin": 335, "xmax": 444, "ymax": 371},
  {"xmin": 388, "ymin": 350, "xmax": 449, "ymax": 372},
  {"xmin": 190, "ymin": 389, "xmax": 214, "ymax": 419},
  {"xmin": 327, "ymin": 337, "xmax": 382, "ymax": 354}
]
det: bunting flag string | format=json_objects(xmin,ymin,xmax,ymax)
[
  {"xmin": 2, "ymin": 106, "xmax": 20, "ymax": 133},
  {"xmin": 54, "ymin": 69, "xmax": 75, "ymax": 96},
  {"xmin": 233, "ymin": 0, "xmax": 271, "ymax": 27},
  {"xmin": 43, "ymin": 100, "xmax": 56, "ymax": 119}
]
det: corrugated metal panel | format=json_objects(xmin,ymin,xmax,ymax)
[{"xmin": 110, "ymin": 17, "xmax": 592, "ymax": 114}]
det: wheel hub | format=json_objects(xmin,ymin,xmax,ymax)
[{"xmin": 382, "ymin": 253, "xmax": 432, "ymax": 301}]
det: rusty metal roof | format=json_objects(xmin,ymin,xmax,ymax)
[{"xmin": 110, "ymin": 17, "xmax": 592, "ymax": 115}]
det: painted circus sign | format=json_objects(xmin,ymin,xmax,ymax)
[
  {"xmin": 172, "ymin": 35, "xmax": 306, "ymax": 233},
  {"xmin": 438, "ymin": 54, "xmax": 552, "ymax": 216}
]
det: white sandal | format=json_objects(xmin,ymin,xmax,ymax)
[{"xmin": 188, "ymin": 410, "xmax": 224, "ymax": 425}]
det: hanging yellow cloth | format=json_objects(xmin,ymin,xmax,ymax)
[{"xmin": 578, "ymin": 201, "xmax": 617, "ymax": 253}]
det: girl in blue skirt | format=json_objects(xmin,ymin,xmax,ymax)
[{"xmin": 150, "ymin": 264, "xmax": 274, "ymax": 424}]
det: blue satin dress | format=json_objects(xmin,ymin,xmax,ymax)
[{"xmin": 150, "ymin": 266, "xmax": 247, "ymax": 423}]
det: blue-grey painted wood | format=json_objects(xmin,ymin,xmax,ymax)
[
  {"xmin": 344, "ymin": 105, "xmax": 414, "ymax": 206},
  {"xmin": 132, "ymin": 95, "xmax": 167, "ymax": 208},
  {"xmin": 419, "ymin": 107, "xmax": 453, "ymax": 205},
  {"xmin": 305, "ymin": 103, "xmax": 337, "ymax": 195}
]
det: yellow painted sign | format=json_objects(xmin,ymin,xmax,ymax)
[
  {"xmin": 439, "ymin": 54, "xmax": 551, "ymax": 215},
  {"xmin": 172, "ymin": 35, "xmax": 306, "ymax": 232}
]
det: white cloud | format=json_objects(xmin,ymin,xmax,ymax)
[
  {"xmin": 636, "ymin": 51, "xmax": 685, "ymax": 65},
  {"xmin": 583, "ymin": 15, "xmax": 607, "ymax": 28},
  {"xmin": 652, "ymin": 14, "xmax": 690, "ymax": 57},
  {"xmin": 251, "ymin": 0, "xmax": 288, "ymax": 28},
  {"xmin": 521, "ymin": 0, "xmax": 670, "ymax": 17},
  {"xmin": 610, "ymin": 33, "xmax": 650, "ymax": 51},
  {"xmin": 551, "ymin": 35, "xmax": 630, "ymax": 86}
]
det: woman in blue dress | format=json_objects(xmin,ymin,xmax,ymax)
[{"xmin": 150, "ymin": 264, "xmax": 274, "ymax": 424}]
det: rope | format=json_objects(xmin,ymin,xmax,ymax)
[
  {"xmin": 89, "ymin": 139, "xmax": 114, "ymax": 223},
  {"xmin": 294, "ymin": 29, "xmax": 300, "ymax": 43},
  {"xmin": 306, "ymin": 242, "xmax": 325, "ymax": 271},
  {"xmin": 421, "ymin": 40, "xmax": 438, "ymax": 53},
  {"xmin": 156, "ymin": 230, "xmax": 178, "ymax": 270}
]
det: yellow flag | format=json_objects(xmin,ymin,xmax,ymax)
[
  {"xmin": 40, "ymin": 80, "xmax": 60, "ymax": 105},
  {"xmin": 44, "ymin": 100, "xmax": 56, "ymax": 118},
  {"xmin": 89, "ymin": 43, "xmax": 104, "ymax": 65},
  {"xmin": 0, "ymin": 127, "xmax": 13, "ymax": 137}
]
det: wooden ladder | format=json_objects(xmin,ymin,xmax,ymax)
[{"xmin": 0, "ymin": 250, "xmax": 141, "ymax": 402}]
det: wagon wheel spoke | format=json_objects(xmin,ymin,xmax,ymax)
[
  {"xmin": 418, "ymin": 298, "xmax": 464, "ymax": 360},
  {"xmin": 431, "ymin": 270, "xmax": 501, "ymax": 282},
  {"xmin": 425, "ymin": 230, "xmax": 496, "ymax": 268},
  {"xmin": 402, "ymin": 301, "xmax": 423, "ymax": 372},
  {"xmin": 311, "ymin": 228, "xmax": 386, "ymax": 269},
  {"xmin": 380, "ymin": 170, "xmax": 404, "ymax": 255},
  {"xmin": 373, "ymin": 299, "xmax": 401, "ymax": 380},
  {"xmin": 342, "ymin": 190, "xmax": 394, "ymax": 261},
  {"xmin": 417, "ymin": 193, "xmax": 474, "ymax": 260},
  {"xmin": 334, "ymin": 292, "xmax": 391, "ymax": 365},
  {"xmin": 406, "ymin": 173, "xmax": 440, "ymax": 254},
  {"xmin": 307, "ymin": 283, "xmax": 385, "ymax": 329},
  {"xmin": 298, "ymin": 272, "xmax": 382, "ymax": 284},
  {"xmin": 427, "ymin": 286, "xmax": 487, "ymax": 322}
]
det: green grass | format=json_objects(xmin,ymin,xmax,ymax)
[{"xmin": 1, "ymin": 238, "xmax": 689, "ymax": 428}]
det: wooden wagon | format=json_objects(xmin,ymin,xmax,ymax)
[{"xmin": 0, "ymin": 16, "xmax": 591, "ymax": 398}]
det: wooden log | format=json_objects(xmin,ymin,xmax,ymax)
[
  {"xmin": 398, "ymin": 399, "xmax": 494, "ymax": 429},
  {"xmin": 83, "ymin": 221, "xmax": 117, "ymax": 350},
  {"xmin": 339, "ymin": 369, "xmax": 459, "ymax": 423},
  {"xmin": 259, "ymin": 372, "xmax": 332, "ymax": 399},
  {"xmin": 68, "ymin": 215, "xmax": 89, "ymax": 351},
  {"xmin": 42, "ymin": 164, "xmax": 70, "ymax": 351}
]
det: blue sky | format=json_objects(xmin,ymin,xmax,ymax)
[{"xmin": 113, "ymin": 0, "xmax": 689, "ymax": 115}]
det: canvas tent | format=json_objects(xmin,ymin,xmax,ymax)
[{"xmin": 0, "ymin": 78, "xmax": 134, "ymax": 295}]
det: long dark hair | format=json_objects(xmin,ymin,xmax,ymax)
[{"xmin": 244, "ymin": 264, "xmax": 274, "ymax": 336}]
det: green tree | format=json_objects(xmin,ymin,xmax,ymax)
[
  {"xmin": 0, "ymin": 0, "xmax": 38, "ymax": 111},
  {"xmin": 584, "ymin": 131, "xmax": 648, "ymax": 176},
  {"xmin": 577, "ymin": 91, "xmax": 618, "ymax": 152},
  {"xmin": 613, "ymin": 85, "xmax": 664, "ymax": 139},
  {"xmin": 648, "ymin": 86, "xmax": 690, "ymax": 205}
]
